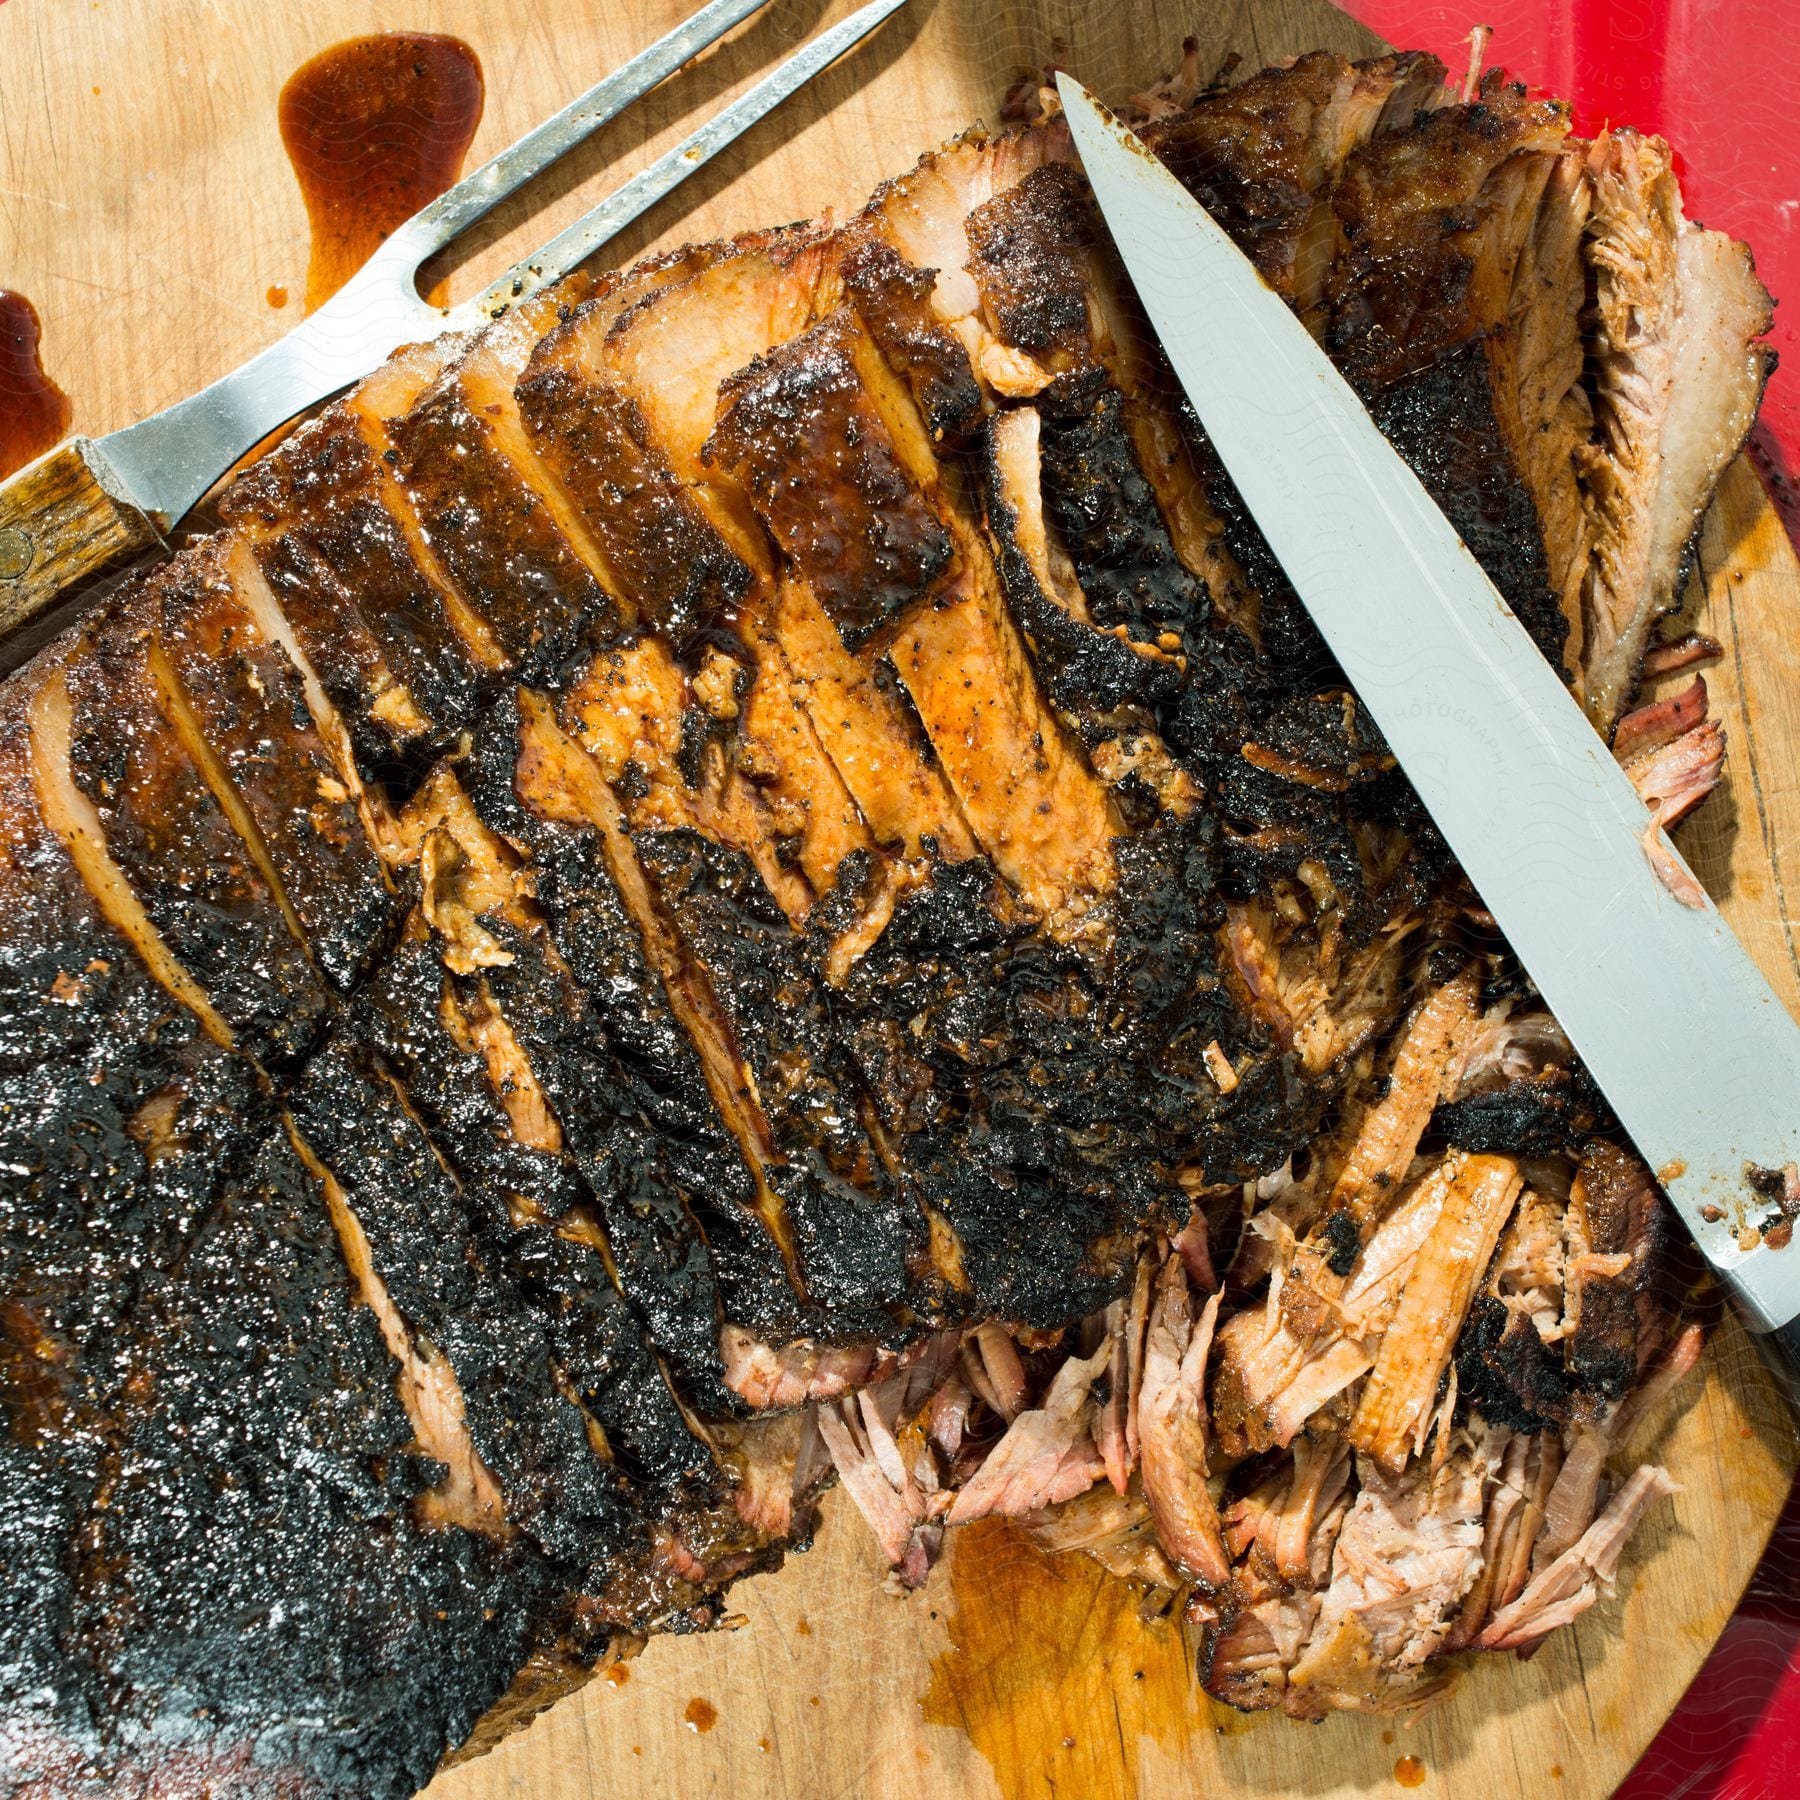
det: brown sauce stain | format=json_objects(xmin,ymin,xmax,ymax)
[
  {"xmin": 922, "ymin": 1519, "xmax": 1206, "ymax": 1800},
  {"xmin": 683, "ymin": 1696, "xmax": 718, "ymax": 1734},
  {"xmin": 1395, "ymin": 1754, "xmax": 1427, "ymax": 1788},
  {"xmin": 795, "ymin": 1615, "xmax": 812, "ymax": 1636},
  {"xmin": 266, "ymin": 284, "xmax": 290, "ymax": 310},
  {"xmin": 602, "ymin": 1662, "xmax": 632, "ymax": 1688},
  {"xmin": 0, "ymin": 291, "xmax": 72, "ymax": 479},
  {"xmin": 278, "ymin": 33, "xmax": 484, "ymax": 312}
]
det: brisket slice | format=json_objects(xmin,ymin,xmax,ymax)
[
  {"xmin": 378, "ymin": 342, "xmax": 626, "ymax": 688},
  {"xmin": 708, "ymin": 311, "xmax": 956, "ymax": 656},
  {"xmin": 59, "ymin": 586, "xmax": 333, "ymax": 1068},
  {"xmin": 1144, "ymin": 50, "xmax": 1449, "ymax": 335},
  {"xmin": 1577, "ymin": 129, "xmax": 1776, "ymax": 729},
  {"xmin": 217, "ymin": 401, "xmax": 497, "ymax": 770}
]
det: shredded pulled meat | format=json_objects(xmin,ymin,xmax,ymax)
[
  {"xmin": 1615, "ymin": 674, "xmax": 1724, "ymax": 906},
  {"xmin": 1478, "ymin": 1462, "xmax": 1679, "ymax": 1650},
  {"xmin": 1138, "ymin": 1262, "xmax": 1229, "ymax": 1585},
  {"xmin": 1576, "ymin": 131, "xmax": 1773, "ymax": 729},
  {"xmin": 826, "ymin": 1001, "xmax": 1702, "ymax": 1716}
]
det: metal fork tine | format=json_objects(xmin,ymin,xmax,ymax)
[
  {"xmin": 454, "ymin": 0, "xmax": 911, "ymax": 324},
  {"xmin": 86, "ymin": 0, "xmax": 911, "ymax": 542},
  {"xmin": 384, "ymin": 0, "xmax": 775, "ymax": 267}
]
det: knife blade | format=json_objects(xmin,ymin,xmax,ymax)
[{"xmin": 1057, "ymin": 75, "xmax": 1800, "ymax": 1359}]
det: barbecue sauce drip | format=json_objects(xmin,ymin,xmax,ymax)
[
  {"xmin": 278, "ymin": 33, "xmax": 484, "ymax": 312},
  {"xmin": 0, "ymin": 292, "xmax": 71, "ymax": 479},
  {"xmin": 922, "ymin": 1520, "xmax": 1208, "ymax": 1800}
]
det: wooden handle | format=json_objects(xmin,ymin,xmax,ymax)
[{"xmin": 0, "ymin": 439, "xmax": 164, "ymax": 639}]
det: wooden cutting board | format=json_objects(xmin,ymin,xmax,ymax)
[{"xmin": 4, "ymin": 2, "xmax": 1796, "ymax": 1795}]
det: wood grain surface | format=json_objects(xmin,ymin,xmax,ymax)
[{"xmin": 2, "ymin": 2, "xmax": 1795, "ymax": 1796}]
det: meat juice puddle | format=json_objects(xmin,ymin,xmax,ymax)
[
  {"xmin": 0, "ymin": 291, "xmax": 72, "ymax": 480},
  {"xmin": 921, "ymin": 1519, "xmax": 1234, "ymax": 1800},
  {"xmin": 277, "ymin": 32, "xmax": 484, "ymax": 313}
]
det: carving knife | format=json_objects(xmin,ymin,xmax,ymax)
[{"xmin": 1059, "ymin": 75, "xmax": 1800, "ymax": 1390}]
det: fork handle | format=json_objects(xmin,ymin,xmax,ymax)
[{"xmin": 0, "ymin": 440, "xmax": 163, "ymax": 638}]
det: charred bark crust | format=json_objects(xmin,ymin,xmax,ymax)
[{"xmin": 3, "ymin": 34, "xmax": 1767, "ymax": 1784}]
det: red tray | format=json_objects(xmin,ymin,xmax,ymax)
[{"xmin": 1338, "ymin": 5, "xmax": 1800, "ymax": 1790}]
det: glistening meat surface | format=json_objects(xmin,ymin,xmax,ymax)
[{"xmin": 0, "ymin": 39, "xmax": 1768, "ymax": 1796}]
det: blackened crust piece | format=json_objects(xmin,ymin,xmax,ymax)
[
  {"xmin": 635, "ymin": 827, "xmax": 917, "ymax": 1336},
  {"xmin": 349, "ymin": 929, "xmax": 719, "ymax": 1503},
  {"xmin": 1142, "ymin": 50, "xmax": 1446, "ymax": 321},
  {"xmin": 509, "ymin": 1222, "xmax": 719, "ymax": 1505},
  {"xmin": 473, "ymin": 900, "xmax": 759, "ymax": 1431},
  {"xmin": 1362, "ymin": 349, "xmax": 1569, "ymax": 668},
  {"xmin": 1429, "ymin": 1072, "xmax": 1603, "ymax": 1159},
  {"xmin": 5, "ymin": 1120, "xmax": 545, "ymax": 1800},
  {"xmin": 1569, "ymin": 1139, "xmax": 1668, "ymax": 1401},
  {"xmin": 1143, "ymin": 51, "xmax": 1350, "ymax": 281},
  {"xmin": 351, "ymin": 931, "xmax": 583, "ymax": 1224},
  {"xmin": 981, "ymin": 408, "xmax": 1187, "ymax": 759},
  {"xmin": 219, "ymin": 408, "xmax": 489, "ymax": 763},
  {"xmin": 707, "ymin": 316, "xmax": 954, "ymax": 652},
  {"xmin": 465, "ymin": 696, "xmax": 805, "ymax": 1364},
  {"xmin": 288, "ymin": 1040, "xmax": 641, "ymax": 1580},
  {"xmin": 485, "ymin": 911, "xmax": 753, "ymax": 1417},
  {"xmin": 1456, "ymin": 1291, "xmax": 1574, "ymax": 1431},
  {"xmin": 1037, "ymin": 368, "xmax": 1213, "ymax": 649},
  {"xmin": 827, "ymin": 852, "xmax": 1136, "ymax": 1324},
  {"xmin": 1152, "ymin": 75, "xmax": 1580, "ymax": 677},
  {"xmin": 1322, "ymin": 91, "xmax": 1575, "ymax": 671},
  {"xmin": 1455, "ymin": 1139, "xmax": 1672, "ymax": 1431}
]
